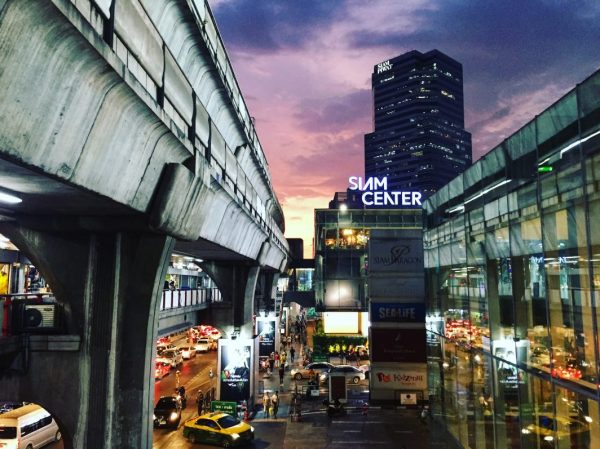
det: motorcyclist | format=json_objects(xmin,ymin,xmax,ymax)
[{"xmin": 176, "ymin": 386, "xmax": 187, "ymax": 408}]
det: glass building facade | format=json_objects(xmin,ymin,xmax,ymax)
[
  {"xmin": 315, "ymin": 208, "xmax": 422, "ymax": 310},
  {"xmin": 423, "ymin": 70, "xmax": 600, "ymax": 449}
]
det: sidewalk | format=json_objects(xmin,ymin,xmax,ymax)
[{"xmin": 249, "ymin": 336, "xmax": 462, "ymax": 449}]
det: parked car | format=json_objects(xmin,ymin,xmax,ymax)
[
  {"xmin": 180, "ymin": 346, "xmax": 196, "ymax": 360},
  {"xmin": 182, "ymin": 412, "xmax": 254, "ymax": 446},
  {"xmin": 153, "ymin": 395, "xmax": 182, "ymax": 429},
  {"xmin": 195, "ymin": 338, "xmax": 212, "ymax": 353},
  {"xmin": 320, "ymin": 365, "xmax": 366, "ymax": 384},
  {"xmin": 159, "ymin": 349, "xmax": 183, "ymax": 368},
  {"xmin": 155, "ymin": 362, "xmax": 171, "ymax": 379},
  {"xmin": 290, "ymin": 362, "xmax": 335, "ymax": 380}
]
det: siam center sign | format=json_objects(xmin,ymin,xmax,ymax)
[{"xmin": 348, "ymin": 176, "xmax": 422, "ymax": 207}]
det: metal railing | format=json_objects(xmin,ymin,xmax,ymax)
[{"xmin": 159, "ymin": 287, "xmax": 222, "ymax": 311}]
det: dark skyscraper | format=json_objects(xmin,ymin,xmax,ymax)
[{"xmin": 365, "ymin": 50, "xmax": 472, "ymax": 199}]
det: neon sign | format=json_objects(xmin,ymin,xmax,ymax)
[
  {"xmin": 348, "ymin": 176, "xmax": 422, "ymax": 207},
  {"xmin": 377, "ymin": 60, "xmax": 392, "ymax": 74}
]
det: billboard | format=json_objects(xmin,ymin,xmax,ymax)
[
  {"xmin": 370, "ymin": 365, "xmax": 427, "ymax": 390},
  {"xmin": 370, "ymin": 328, "xmax": 427, "ymax": 363},
  {"xmin": 256, "ymin": 318, "xmax": 276, "ymax": 357},
  {"xmin": 218, "ymin": 340, "xmax": 253, "ymax": 402},
  {"xmin": 323, "ymin": 312, "xmax": 359, "ymax": 334},
  {"xmin": 370, "ymin": 302, "xmax": 425, "ymax": 324}
]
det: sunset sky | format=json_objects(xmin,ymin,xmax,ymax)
[{"xmin": 211, "ymin": 0, "xmax": 600, "ymax": 256}]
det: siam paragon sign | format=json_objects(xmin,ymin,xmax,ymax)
[{"xmin": 348, "ymin": 176, "xmax": 422, "ymax": 207}]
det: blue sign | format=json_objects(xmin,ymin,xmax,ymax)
[{"xmin": 370, "ymin": 303, "xmax": 425, "ymax": 323}]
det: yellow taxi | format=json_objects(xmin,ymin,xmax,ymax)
[{"xmin": 182, "ymin": 412, "xmax": 254, "ymax": 447}]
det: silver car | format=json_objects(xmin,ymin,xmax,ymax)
[{"xmin": 320, "ymin": 365, "xmax": 365, "ymax": 384}]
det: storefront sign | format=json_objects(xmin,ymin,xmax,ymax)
[
  {"xmin": 371, "ymin": 328, "xmax": 427, "ymax": 363},
  {"xmin": 219, "ymin": 341, "xmax": 253, "ymax": 402},
  {"xmin": 348, "ymin": 176, "xmax": 422, "ymax": 207},
  {"xmin": 369, "ymin": 235, "xmax": 424, "ymax": 274},
  {"xmin": 371, "ymin": 367, "xmax": 427, "ymax": 390},
  {"xmin": 371, "ymin": 302, "xmax": 425, "ymax": 323}
]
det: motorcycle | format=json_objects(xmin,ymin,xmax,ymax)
[{"xmin": 323, "ymin": 398, "xmax": 345, "ymax": 417}]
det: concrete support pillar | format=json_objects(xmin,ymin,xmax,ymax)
[
  {"xmin": 0, "ymin": 223, "xmax": 174, "ymax": 449},
  {"xmin": 200, "ymin": 262, "xmax": 259, "ymax": 339}
]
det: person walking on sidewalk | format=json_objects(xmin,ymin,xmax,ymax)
[
  {"xmin": 280, "ymin": 350, "xmax": 287, "ymax": 369},
  {"xmin": 271, "ymin": 391, "xmax": 279, "ymax": 419},
  {"xmin": 262, "ymin": 392, "xmax": 271, "ymax": 418},
  {"xmin": 278, "ymin": 364, "xmax": 285, "ymax": 386},
  {"xmin": 268, "ymin": 352, "xmax": 275, "ymax": 374},
  {"xmin": 290, "ymin": 346, "xmax": 295, "ymax": 363}
]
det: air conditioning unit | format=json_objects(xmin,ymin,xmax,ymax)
[{"xmin": 11, "ymin": 302, "xmax": 62, "ymax": 334}]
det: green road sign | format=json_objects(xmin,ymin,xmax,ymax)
[{"xmin": 211, "ymin": 401, "xmax": 237, "ymax": 415}]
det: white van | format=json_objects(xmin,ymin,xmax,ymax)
[{"xmin": 0, "ymin": 403, "xmax": 61, "ymax": 449}]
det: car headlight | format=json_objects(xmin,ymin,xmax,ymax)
[
  {"xmin": 153, "ymin": 414, "xmax": 156, "ymax": 420},
  {"xmin": 169, "ymin": 412, "xmax": 178, "ymax": 421},
  {"xmin": 231, "ymin": 433, "xmax": 240, "ymax": 440}
]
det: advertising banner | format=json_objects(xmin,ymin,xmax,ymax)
[
  {"xmin": 368, "ymin": 231, "xmax": 423, "ymax": 275},
  {"xmin": 370, "ymin": 302, "xmax": 425, "ymax": 323},
  {"xmin": 370, "ymin": 365, "xmax": 427, "ymax": 390},
  {"xmin": 219, "ymin": 340, "xmax": 253, "ymax": 402},
  {"xmin": 371, "ymin": 328, "xmax": 427, "ymax": 363},
  {"xmin": 256, "ymin": 318, "xmax": 276, "ymax": 357}
]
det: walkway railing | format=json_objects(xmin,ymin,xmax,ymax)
[{"xmin": 159, "ymin": 287, "xmax": 222, "ymax": 312}]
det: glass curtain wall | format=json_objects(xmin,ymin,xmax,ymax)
[{"xmin": 425, "ymin": 70, "xmax": 600, "ymax": 449}]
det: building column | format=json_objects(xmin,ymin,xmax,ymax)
[
  {"xmin": 200, "ymin": 262, "xmax": 259, "ymax": 339},
  {"xmin": 0, "ymin": 223, "xmax": 173, "ymax": 449}
]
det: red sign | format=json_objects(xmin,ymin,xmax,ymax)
[{"xmin": 371, "ymin": 328, "xmax": 427, "ymax": 363}]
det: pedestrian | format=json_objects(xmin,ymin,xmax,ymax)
[
  {"xmin": 197, "ymin": 390, "xmax": 204, "ymax": 415},
  {"xmin": 263, "ymin": 392, "xmax": 271, "ymax": 418},
  {"xmin": 274, "ymin": 351, "xmax": 280, "ymax": 368},
  {"xmin": 279, "ymin": 364, "xmax": 285, "ymax": 385},
  {"xmin": 271, "ymin": 391, "xmax": 279, "ymax": 418},
  {"xmin": 269, "ymin": 352, "xmax": 275, "ymax": 373},
  {"xmin": 281, "ymin": 351, "xmax": 287, "ymax": 369},
  {"xmin": 290, "ymin": 346, "xmax": 295, "ymax": 362},
  {"xmin": 420, "ymin": 406, "xmax": 428, "ymax": 424}
]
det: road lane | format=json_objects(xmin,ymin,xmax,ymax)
[{"xmin": 153, "ymin": 337, "xmax": 218, "ymax": 449}]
